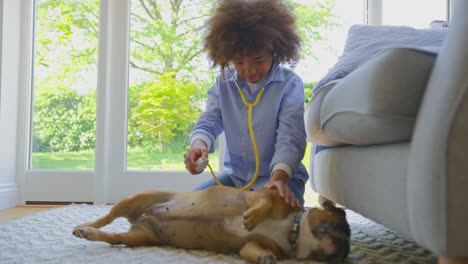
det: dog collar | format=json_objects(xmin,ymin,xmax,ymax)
[{"xmin": 289, "ymin": 209, "xmax": 306, "ymax": 257}]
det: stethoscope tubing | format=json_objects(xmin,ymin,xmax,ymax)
[{"xmin": 205, "ymin": 64, "xmax": 280, "ymax": 190}]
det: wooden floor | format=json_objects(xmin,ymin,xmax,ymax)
[{"xmin": 0, "ymin": 205, "xmax": 63, "ymax": 223}]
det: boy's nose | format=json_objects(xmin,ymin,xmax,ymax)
[{"xmin": 245, "ymin": 63, "xmax": 257, "ymax": 75}]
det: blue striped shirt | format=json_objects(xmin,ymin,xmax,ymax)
[{"xmin": 190, "ymin": 64, "xmax": 309, "ymax": 189}]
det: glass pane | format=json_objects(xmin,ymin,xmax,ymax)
[
  {"xmin": 382, "ymin": 0, "xmax": 447, "ymax": 28},
  {"xmin": 31, "ymin": 0, "xmax": 99, "ymax": 170},
  {"xmin": 127, "ymin": 0, "xmax": 218, "ymax": 171},
  {"xmin": 294, "ymin": 0, "xmax": 364, "ymax": 101}
]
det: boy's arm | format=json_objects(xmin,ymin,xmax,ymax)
[{"xmin": 270, "ymin": 76, "xmax": 306, "ymax": 177}]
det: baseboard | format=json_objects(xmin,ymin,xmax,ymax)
[
  {"xmin": 0, "ymin": 184, "xmax": 18, "ymax": 210},
  {"xmin": 25, "ymin": 201, "xmax": 93, "ymax": 205}
]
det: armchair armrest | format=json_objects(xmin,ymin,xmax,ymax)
[{"xmin": 407, "ymin": 0, "xmax": 468, "ymax": 257}]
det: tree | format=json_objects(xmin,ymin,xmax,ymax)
[
  {"xmin": 130, "ymin": 72, "xmax": 203, "ymax": 151},
  {"xmin": 304, "ymin": 81, "xmax": 317, "ymax": 105},
  {"xmin": 290, "ymin": 0, "xmax": 338, "ymax": 59},
  {"xmin": 33, "ymin": 85, "xmax": 96, "ymax": 152},
  {"xmin": 129, "ymin": 0, "xmax": 216, "ymax": 78}
]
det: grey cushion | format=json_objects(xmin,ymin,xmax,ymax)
[
  {"xmin": 305, "ymin": 48, "xmax": 437, "ymax": 146},
  {"xmin": 313, "ymin": 25, "xmax": 447, "ymax": 94}
]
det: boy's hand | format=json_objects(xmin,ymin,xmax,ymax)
[
  {"xmin": 264, "ymin": 170, "xmax": 302, "ymax": 208},
  {"xmin": 184, "ymin": 139, "xmax": 208, "ymax": 175}
]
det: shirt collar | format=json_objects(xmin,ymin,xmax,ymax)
[{"xmin": 226, "ymin": 62, "xmax": 285, "ymax": 90}]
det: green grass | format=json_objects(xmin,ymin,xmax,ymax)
[
  {"xmin": 31, "ymin": 150, "xmax": 221, "ymax": 171},
  {"xmin": 126, "ymin": 150, "xmax": 221, "ymax": 171},
  {"xmin": 32, "ymin": 144, "xmax": 311, "ymax": 171},
  {"xmin": 32, "ymin": 151, "xmax": 96, "ymax": 170}
]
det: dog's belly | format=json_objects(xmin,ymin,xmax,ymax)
[
  {"xmin": 135, "ymin": 211, "xmax": 246, "ymax": 253},
  {"xmin": 133, "ymin": 191, "xmax": 249, "ymax": 252},
  {"xmin": 132, "ymin": 189, "xmax": 292, "ymax": 254},
  {"xmin": 135, "ymin": 213, "xmax": 292, "ymax": 254},
  {"xmin": 144, "ymin": 189, "xmax": 249, "ymax": 218}
]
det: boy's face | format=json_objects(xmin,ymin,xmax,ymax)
[{"xmin": 233, "ymin": 50, "xmax": 273, "ymax": 83}]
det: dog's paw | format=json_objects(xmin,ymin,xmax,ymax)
[
  {"xmin": 73, "ymin": 226, "xmax": 83, "ymax": 238},
  {"xmin": 72, "ymin": 227, "xmax": 100, "ymax": 241},
  {"xmin": 258, "ymin": 252, "xmax": 276, "ymax": 264},
  {"xmin": 242, "ymin": 211, "xmax": 261, "ymax": 231},
  {"xmin": 73, "ymin": 224, "xmax": 88, "ymax": 237}
]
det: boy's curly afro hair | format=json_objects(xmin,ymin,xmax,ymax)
[{"xmin": 203, "ymin": 0, "xmax": 302, "ymax": 71}]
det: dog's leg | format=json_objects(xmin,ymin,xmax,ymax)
[
  {"xmin": 72, "ymin": 202, "xmax": 129, "ymax": 235},
  {"xmin": 240, "ymin": 241, "xmax": 277, "ymax": 264},
  {"xmin": 242, "ymin": 192, "xmax": 273, "ymax": 231},
  {"xmin": 73, "ymin": 190, "xmax": 173, "ymax": 235},
  {"xmin": 74, "ymin": 225, "xmax": 160, "ymax": 246},
  {"xmin": 73, "ymin": 212, "xmax": 116, "ymax": 236}
]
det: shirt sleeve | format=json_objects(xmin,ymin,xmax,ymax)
[
  {"xmin": 271, "ymin": 162, "xmax": 293, "ymax": 178},
  {"xmin": 270, "ymin": 75, "xmax": 307, "ymax": 176},
  {"xmin": 189, "ymin": 132, "xmax": 213, "ymax": 151},
  {"xmin": 189, "ymin": 77, "xmax": 224, "ymax": 153}
]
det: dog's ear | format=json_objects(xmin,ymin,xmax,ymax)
[
  {"xmin": 323, "ymin": 201, "xmax": 346, "ymax": 217},
  {"xmin": 336, "ymin": 207, "xmax": 346, "ymax": 217},
  {"xmin": 322, "ymin": 200, "xmax": 336, "ymax": 210}
]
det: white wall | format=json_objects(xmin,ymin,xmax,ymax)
[{"xmin": 0, "ymin": 0, "xmax": 21, "ymax": 209}]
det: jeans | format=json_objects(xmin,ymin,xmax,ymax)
[{"xmin": 193, "ymin": 172, "xmax": 305, "ymax": 206}]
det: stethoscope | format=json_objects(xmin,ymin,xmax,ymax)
[{"xmin": 198, "ymin": 63, "xmax": 280, "ymax": 190}]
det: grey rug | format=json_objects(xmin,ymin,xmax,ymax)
[{"xmin": 0, "ymin": 204, "xmax": 436, "ymax": 264}]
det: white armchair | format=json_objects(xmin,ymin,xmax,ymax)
[{"xmin": 305, "ymin": 2, "xmax": 468, "ymax": 263}]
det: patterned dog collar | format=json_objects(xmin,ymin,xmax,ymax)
[{"xmin": 289, "ymin": 209, "xmax": 306, "ymax": 257}]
